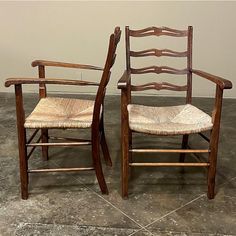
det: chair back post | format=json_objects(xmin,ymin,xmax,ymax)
[
  {"xmin": 38, "ymin": 65, "xmax": 47, "ymax": 98},
  {"xmin": 125, "ymin": 26, "xmax": 131, "ymax": 72},
  {"xmin": 186, "ymin": 26, "xmax": 193, "ymax": 104},
  {"xmin": 125, "ymin": 26, "xmax": 132, "ymax": 104},
  {"xmin": 92, "ymin": 27, "xmax": 121, "ymax": 131}
]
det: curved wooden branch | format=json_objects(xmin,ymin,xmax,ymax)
[
  {"xmin": 131, "ymin": 66, "xmax": 188, "ymax": 75},
  {"xmin": 129, "ymin": 27, "xmax": 188, "ymax": 37},
  {"xmin": 131, "ymin": 82, "xmax": 187, "ymax": 91},
  {"xmin": 5, "ymin": 78, "xmax": 100, "ymax": 87},
  {"xmin": 130, "ymin": 49, "xmax": 187, "ymax": 58},
  {"xmin": 31, "ymin": 60, "xmax": 103, "ymax": 71}
]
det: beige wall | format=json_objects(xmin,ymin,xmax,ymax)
[{"xmin": 0, "ymin": 1, "xmax": 235, "ymax": 98}]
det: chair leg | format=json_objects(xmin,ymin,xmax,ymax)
[
  {"xmin": 92, "ymin": 137, "xmax": 108, "ymax": 194},
  {"xmin": 129, "ymin": 129, "xmax": 133, "ymax": 163},
  {"xmin": 99, "ymin": 118, "xmax": 112, "ymax": 166},
  {"xmin": 179, "ymin": 134, "xmax": 189, "ymax": 162},
  {"xmin": 207, "ymin": 132, "xmax": 219, "ymax": 199},
  {"xmin": 15, "ymin": 85, "xmax": 28, "ymax": 199},
  {"xmin": 18, "ymin": 128, "xmax": 28, "ymax": 200},
  {"xmin": 207, "ymin": 153, "xmax": 217, "ymax": 199},
  {"xmin": 121, "ymin": 122, "xmax": 130, "ymax": 199},
  {"xmin": 41, "ymin": 128, "xmax": 48, "ymax": 161}
]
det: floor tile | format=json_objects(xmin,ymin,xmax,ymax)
[
  {"xmin": 0, "ymin": 183, "xmax": 140, "ymax": 234},
  {"xmin": 1, "ymin": 93, "xmax": 235, "ymax": 235},
  {"xmin": 146, "ymin": 178, "xmax": 236, "ymax": 235},
  {"xmin": 14, "ymin": 223, "xmax": 136, "ymax": 236}
]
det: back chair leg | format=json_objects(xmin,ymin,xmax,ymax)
[
  {"xmin": 179, "ymin": 134, "xmax": 189, "ymax": 162},
  {"xmin": 92, "ymin": 137, "xmax": 108, "ymax": 194},
  {"xmin": 99, "ymin": 118, "xmax": 112, "ymax": 166},
  {"xmin": 18, "ymin": 128, "xmax": 28, "ymax": 200},
  {"xmin": 129, "ymin": 130, "xmax": 133, "ymax": 163},
  {"xmin": 41, "ymin": 128, "xmax": 49, "ymax": 161}
]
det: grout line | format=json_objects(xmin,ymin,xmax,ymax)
[
  {"xmin": 142, "ymin": 193, "xmax": 205, "ymax": 231},
  {"xmin": 128, "ymin": 227, "xmax": 154, "ymax": 236},
  {"xmin": 219, "ymin": 175, "xmax": 236, "ymax": 187},
  {"xmin": 51, "ymin": 160, "xmax": 143, "ymax": 230},
  {"xmin": 50, "ymin": 160, "xmax": 236, "ymax": 235},
  {"xmin": 77, "ymin": 179, "xmax": 145, "ymax": 230},
  {"xmin": 129, "ymin": 171, "xmax": 236, "ymax": 235}
]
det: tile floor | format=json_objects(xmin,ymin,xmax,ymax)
[{"xmin": 0, "ymin": 93, "xmax": 235, "ymax": 235}]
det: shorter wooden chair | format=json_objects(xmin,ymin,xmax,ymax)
[
  {"xmin": 5, "ymin": 27, "xmax": 121, "ymax": 199},
  {"xmin": 118, "ymin": 26, "xmax": 232, "ymax": 199}
]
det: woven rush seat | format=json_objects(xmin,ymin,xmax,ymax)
[
  {"xmin": 128, "ymin": 104, "xmax": 213, "ymax": 135},
  {"xmin": 24, "ymin": 97, "xmax": 95, "ymax": 129}
]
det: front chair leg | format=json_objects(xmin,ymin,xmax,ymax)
[
  {"xmin": 15, "ymin": 84, "xmax": 28, "ymax": 199},
  {"xmin": 41, "ymin": 128, "xmax": 48, "ymax": 161},
  {"xmin": 92, "ymin": 137, "xmax": 109, "ymax": 194},
  {"xmin": 207, "ymin": 130, "xmax": 219, "ymax": 199},
  {"xmin": 99, "ymin": 117, "xmax": 112, "ymax": 166},
  {"xmin": 207, "ymin": 151, "xmax": 217, "ymax": 199},
  {"xmin": 179, "ymin": 134, "xmax": 189, "ymax": 162},
  {"xmin": 121, "ymin": 120, "xmax": 130, "ymax": 199}
]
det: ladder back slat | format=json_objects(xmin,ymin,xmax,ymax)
[
  {"xmin": 129, "ymin": 27, "xmax": 188, "ymax": 37},
  {"xmin": 131, "ymin": 66, "xmax": 188, "ymax": 75},
  {"xmin": 130, "ymin": 49, "xmax": 187, "ymax": 58},
  {"xmin": 131, "ymin": 82, "xmax": 187, "ymax": 91}
]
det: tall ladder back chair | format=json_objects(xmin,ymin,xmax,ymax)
[{"xmin": 117, "ymin": 26, "xmax": 232, "ymax": 199}]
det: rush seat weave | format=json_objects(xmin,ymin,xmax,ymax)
[
  {"xmin": 128, "ymin": 104, "xmax": 213, "ymax": 135},
  {"xmin": 24, "ymin": 97, "xmax": 95, "ymax": 129}
]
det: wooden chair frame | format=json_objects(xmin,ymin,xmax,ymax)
[
  {"xmin": 5, "ymin": 27, "xmax": 121, "ymax": 199},
  {"xmin": 117, "ymin": 26, "xmax": 232, "ymax": 199}
]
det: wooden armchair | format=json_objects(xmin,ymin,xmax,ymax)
[
  {"xmin": 117, "ymin": 26, "xmax": 232, "ymax": 199},
  {"xmin": 5, "ymin": 27, "xmax": 121, "ymax": 199}
]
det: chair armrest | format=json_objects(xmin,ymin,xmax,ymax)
[
  {"xmin": 191, "ymin": 69, "xmax": 232, "ymax": 90},
  {"xmin": 31, "ymin": 60, "xmax": 103, "ymax": 71},
  {"xmin": 117, "ymin": 70, "xmax": 131, "ymax": 89},
  {"xmin": 5, "ymin": 78, "xmax": 100, "ymax": 87}
]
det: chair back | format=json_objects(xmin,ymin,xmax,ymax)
[
  {"xmin": 126, "ymin": 26, "xmax": 193, "ymax": 103},
  {"xmin": 92, "ymin": 27, "xmax": 121, "ymax": 126}
]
